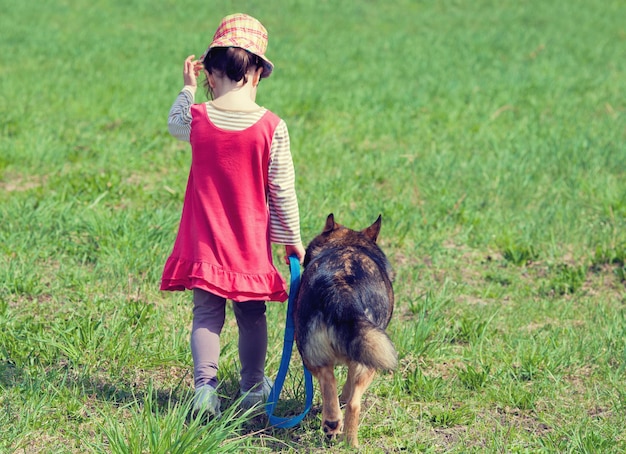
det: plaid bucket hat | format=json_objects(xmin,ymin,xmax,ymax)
[{"xmin": 201, "ymin": 13, "xmax": 274, "ymax": 78}]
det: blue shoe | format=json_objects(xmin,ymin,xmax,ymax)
[
  {"xmin": 240, "ymin": 376, "xmax": 273, "ymax": 409},
  {"xmin": 193, "ymin": 384, "xmax": 221, "ymax": 418}
]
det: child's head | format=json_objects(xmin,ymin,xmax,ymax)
[
  {"xmin": 201, "ymin": 14, "xmax": 274, "ymax": 80},
  {"xmin": 202, "ymin": 47, "xmax": 262, "ymax": 85}
]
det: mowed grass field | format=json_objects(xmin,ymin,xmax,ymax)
[{"xmin": 1, "ymin": 0, "xmax": 626, "ymax": 452}]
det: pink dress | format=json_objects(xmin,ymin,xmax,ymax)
[{"xmin": 160, "ymin": 103, "xmax": 289, "ymax": 302}]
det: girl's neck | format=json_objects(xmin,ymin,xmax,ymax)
[
  {"xmin": 211, "ymin": 91, "xmax": 260, "ymax": 111},
  {"xmin": 208, "ymin": 70, "xmax": 262, "ymax": 111}
]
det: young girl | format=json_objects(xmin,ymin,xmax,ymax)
[{"xmin": 161, "ymin": 13, "xmax": 306, "ymax": 417}]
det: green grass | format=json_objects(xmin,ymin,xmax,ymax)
[{"xmin": 1, "ymin": 0, "xmax": 626, "ymax": 452}]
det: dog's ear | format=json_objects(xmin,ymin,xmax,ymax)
[
  {"xmin": 363, "ymin": 215, "xmax": 382, "ymax": 242},
  {"xmin": 323, "ymin": 213, "xmax": 335, "ymax": 233}
]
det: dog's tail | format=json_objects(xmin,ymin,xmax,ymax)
[{"xmin": 350, "ymin": 322, "xmax": 398, "ymax": 371}]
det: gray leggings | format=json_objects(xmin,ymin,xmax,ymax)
[{"xmin": 191, "ymin": 288, "xmax": 267, "ymax": 392}]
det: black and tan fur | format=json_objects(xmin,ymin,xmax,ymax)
[{"xmin": 294, "ymin": 214, "xmax": 397, "ymax": 447}]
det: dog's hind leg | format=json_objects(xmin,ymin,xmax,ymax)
[
  {"xmin": 311, "ymin": 365, "xmax": 343, "ymax": 440},
  {"xmin": 339, "ymin": 368, "xmax": 356, "ymax": 405},
  {"xmin": 343, "ymin": 362, "xmax": 376, "ymax": 448},
  {"xmin": 339, "ymin": 378, "xmax": 351, "ymax": 405}
]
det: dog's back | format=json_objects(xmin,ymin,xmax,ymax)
[{"xmin": 295, "ymin": 214, "xmax": 397, "ymax": 371}]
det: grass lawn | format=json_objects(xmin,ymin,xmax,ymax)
[{"xmin": 1, "ymin": 0, "xmax": 626, "ymax": 452}]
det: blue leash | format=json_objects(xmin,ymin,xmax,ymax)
[{"xmin": 265, "ymin": 255, "xmax": 314, "ymax": 428}]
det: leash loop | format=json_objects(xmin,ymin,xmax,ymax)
[{"xmin": 265, "ymin": 255, "xmax": 314, "ymax": 428}]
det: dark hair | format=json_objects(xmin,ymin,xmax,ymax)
[{"xmin": 202, "ymin": 47, "xmax": 262, "ymax": 84}]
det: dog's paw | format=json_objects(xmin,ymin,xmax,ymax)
[{"xmin": 322, "ymin": 419, "xmax": 344, "ymax": 439}]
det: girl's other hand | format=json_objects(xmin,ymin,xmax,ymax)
[
  {"xmin": 284, "ymin": 243, "xmax": 306, "ymax": 265},
  {"xmin": 183, "ymin": 55, "xmax": 203, "ymax": 87}
]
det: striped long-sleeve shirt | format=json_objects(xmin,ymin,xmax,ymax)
[{"xmin": 167, "ymin": 86, "xmax": 301, "ymax": 245}]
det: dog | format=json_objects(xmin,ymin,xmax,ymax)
[{"xmin": 294, "ymin": 213, "xmax": 397, "ymax": 447}]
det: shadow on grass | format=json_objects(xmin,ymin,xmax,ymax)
[{"xmin": 1, "ymin": 359, "xmax": 326, "ymax": 450}]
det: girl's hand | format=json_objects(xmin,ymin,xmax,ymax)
[
  {"xmin": 284, "ymin": 243, "xmax": 306, "ymax": 265},
  {"xmin": 183, "ymin": 55, "xmax": 203, "ymax": 87}
]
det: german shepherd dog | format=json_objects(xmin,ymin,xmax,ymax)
[{"xmin": 294, "ymin": 214, "xmax": 397, "ymax": 447}]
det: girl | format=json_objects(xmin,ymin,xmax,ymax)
[{"xmin": 161, "ymin": 13, "xmax": 306, "ymax": 417}]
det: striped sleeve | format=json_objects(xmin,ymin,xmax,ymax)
[
  {"xmin": 167, "ymin": 86, "xmax": 196, "ymax": 142},
  {"xmin": 268, "ymin": 120, "xmax": 302, "ymax": 245}
]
